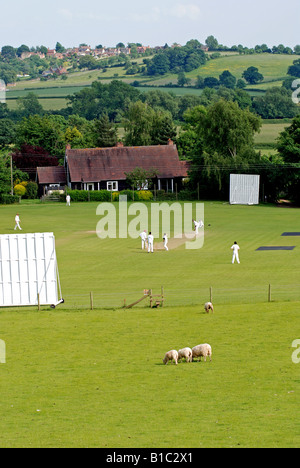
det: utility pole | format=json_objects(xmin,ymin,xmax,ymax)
[{"xmin": 10, "ymin": 153, "xmax": 13, "ymax": 195}]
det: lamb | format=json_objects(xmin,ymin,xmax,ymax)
[
  {"xmin": 192, "ymin": 344, "xmax": 212, "ymax": 362},
  {"xmin": 178, "ymin": 347, "xmax": 193, "ymax": 363},
  {"xmin": 163, "ymin": 350, "xmax": 178, "ymax": 365},
  {"xmin": 204, "ymin": 302, "xmax": 214, "ymax": 314}
]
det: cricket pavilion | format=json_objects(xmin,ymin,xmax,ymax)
[{"xmin": 37, "ymin": 140, "xmax": 189, "ymax": 195}]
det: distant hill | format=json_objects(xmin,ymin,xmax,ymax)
[{"xmin": 4, "ymin": 53, "xmax": 297, "ymax": 111}]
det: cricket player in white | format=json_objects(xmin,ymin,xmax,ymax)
[
  {"xmin": 148, "ymin": 232, "xmax": 154, "ymax": 253},
  {"xmin": 66, "ymin": 194, "xmax": 71, "ymax": 206},
  {"xmin": 140, "ymin": 230, "xmax": 147, "ymax": 250},
  {"xmin": 14, "ymin": 214, "xmax": 22, "ymax": 231},
  {"xmin": 163, "ymin": 233, "xmax": 169, "ymax": 251},
  {"xmin": 231, "ymin": 241, "xmax": 240, "ymax": 264},
  {"xmin": 193, "ymin": 219, "xmax": 204, "ymax": 235}
]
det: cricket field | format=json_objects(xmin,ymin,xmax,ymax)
[{"xmin": 0, "ymin": 200, "xmax": 299, "ymax": 448}]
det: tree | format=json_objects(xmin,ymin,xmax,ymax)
[
  {"xmin": 16, "ymin": 45, "xmax": 30, "ymax": 57},
  {"xmin": 93, "ymin": 114, "xmax": 118, "ymax": 147},
  {"xmin": 276, "ymin": 116, "xmax": 300, "ymax": 203},
  {"xmin": 0, "ymin": 152, "xmax": 11, "ymax": 196},
  {"xmin": 147, "ymin": 53, "xmax": 170, "ymax": 75},
  {"xmin": 0, "ymin": 64, "xmax": 17, "ymax": 85},
  {"xmin": 150, "ymin": 111, "xmax": 177, "ymax": 145},
  {"xmin": 205, "ymin": 36, "xmax": 219, "ymax": 50},
  {"xmin": 0, "ymin": 119, "xmax": 16, "ymax": 149},
  {"xmin": 55, "ymin": 42, "xmax": 65, "ymax": 53},
  {"xmin": 125, "ymin": 167, "xmax": 159, "ymax": 190},
  {"xmin": 203, "ymin": 77, "xmax": 219, "ymax": 88},
  {"xmin": 277, "ymin": 116, "xmax": 300, "ymax": 163},
  {"xmin": 68, "ymin": 80, "xmax": 141, "ymax": 121},
  {"xmin": 17, "ymin": 92, "xmax": 44, "ymax": 117},
  {"xmin": 202, "ymin": 99, "xmax": 261, "ymax": 158},
  {"xmin": 177, "ymin": 72, "xmax": 190, "ymax": 87},
  {"xmin": 242, "ymin": 66, "xmax": 264, "ymax": 84},
  {"xmin": 1, "ymin": 46, "xmax": 16, "ymax": 60},
  {"xmin": 219, "ymin": 70, "xmax": 237, "ymax": 89},
  {"xmin": 78, "ymin": 56, "xmax": 98, "ymax": 70},
  {"xmin": 184, "ymin": 101, "xmax": 262, "ymax": 198},
  {"xmin": 143, "ymin": 89, "xmax": 178, "ymax": 119},
  {"xmin": 64, "ymin": 127, "xmax": 84, "ymax": 148},
  {"xmin": 123, "ymin": 101, "xmax": 154, "ymax": 146},
  {"xmin": 16, "ymin": 115, "xmax": 66, "ymax": 157},
  {"xmin": 288, "ymin": 59, "xmax": 300, "ymax": 78},
  {"xmin": 253, "ymin": 87, "xmax": 299, "ymax": 119}
]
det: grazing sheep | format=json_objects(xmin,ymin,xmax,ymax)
[
  {"xmin": 178, "ymin": 347, "xmax": 193, "ymax": 363},
  {"xmin": 163, "ymin": 350, "xmax": 178, "ymax": 365},
  {"xmin": 192, "ymin": 344, "xmax": 212, "ymax": 362},
  {"xmin": 204, "ymin": 302, "xmax": 214, "ymax": 314}
]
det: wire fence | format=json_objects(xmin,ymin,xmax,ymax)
[{"xmin": 56, "ymin": 283, "xmax": 300, "ymax": 310}]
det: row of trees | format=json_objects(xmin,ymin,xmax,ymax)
[
  {"xmin": 0, "ymin": 80, "xmax": 299, "ymax": 154},
  {"xmin": 204, "ymin": 36, "xmax": 300, "ymax": 55},
  {"xmin": 0, "ymin": 79, "xmax": 299, "ymax": 203},
  {"xmin": 145, "ymin": 41, "xmax": 206, "ymax": 75}
]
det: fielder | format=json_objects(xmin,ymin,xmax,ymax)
[
  {"xmin": 163, "ymin": 233, "xmax": 169, "ymax": 251},
  {"xmin": 231, "ymin": 241, "xmax": 240, "ymax": 264},
  {"xmin": 140, "ymin": 230, "xmax": 148, "ymax": 250},
  {"xmin": 148, "ymin": 232, "xmax": 154, "ymax": 253},
  {"xmin": 193, "ymin": 219, "xmax": 204, "ymax": 235},
  {"xmin": 14, "ymin": 213, "xmax": 22, "ymax": 231},
  {"xmin": 66, "ymin": 194, "xmax": 71, "ymax": 206}
]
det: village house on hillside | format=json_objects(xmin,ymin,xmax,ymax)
[
  {"xmin": 41, "ymin": 66, "xmax": 68, "ymax": 77},
  {"xmin": 36, "ymin": 141, "xmax": 189, "ymax": 195}
]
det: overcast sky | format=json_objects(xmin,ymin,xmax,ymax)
[{"xmin": 1, "ymin": 0, "xmax": 299, "ymax": 49}]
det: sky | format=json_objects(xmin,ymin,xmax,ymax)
[{"xmin": 0, "ymin": 0, "xmax": 299, "ymax": 49}]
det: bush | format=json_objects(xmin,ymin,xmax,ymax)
[
  {"xmin": 14, "ymin": 184, "xmax": 26, "ymax": 197},
  {"xmin": 0, "ymin": 194, "xmax": 19, "ymax": 204},
  {"xmin": 24, "ymin": 182, "xmax": 38, "ymax": 199},
  {"xmin": 177, "ymin": 189, "xmax": 197, "ymax": 201},
  {"xmin": 135, "ymin": 190, "xmax": 153, "ymax": 201},
  {"xmin": 65, "ymin": 190, "xmax": 111, "ymax": 202}
]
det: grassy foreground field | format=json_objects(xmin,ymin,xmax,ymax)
[{"xmin": 0, "ymin": 201, "xmax": 299, "ymax": 447}]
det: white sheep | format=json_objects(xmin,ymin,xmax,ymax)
[
  {"xmin": 192, "ymin": 344, "xmax": 212, "ymax": 362},
  {"xmin": 163, "ymin": 350, "xmax": 178, "ymax": 365},
  {"xmin": 178, "ymin": 347, "xmax": 193, "ymax": 363},
  {"xmin": 204, "ymin": 302, "xmax": 214, "ymax": 314}
]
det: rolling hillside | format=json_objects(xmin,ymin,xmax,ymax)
[{"xmin": 4, "ymin": 53, "xmax": 296, "ymax": 111}]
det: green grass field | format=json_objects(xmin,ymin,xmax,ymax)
[{"xmin": 0, "ymin": 201, "xmax": 299, "ymax": 447}]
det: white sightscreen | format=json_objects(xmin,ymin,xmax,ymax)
[
  {"xmin": 0, "ymin": 233, "xmax": 58, "ymax": 307},
  {"xmin": 230, "ymin": 174, "xmax": 260, "ymax": 205}
]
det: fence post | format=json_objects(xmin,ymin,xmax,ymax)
[
  {"xmin": 268, "ymin": 284, "xmax": 271, "ymax": 303},
  {"xmin": 90, "ymin": 291, "xmax": 94, "ymax": 310}
]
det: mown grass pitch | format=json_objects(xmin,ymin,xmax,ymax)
[{"xmin": 0, "ymin": 201, "xmax": 299, "ymax": 447}]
